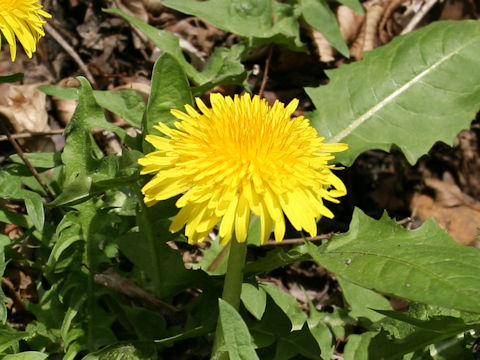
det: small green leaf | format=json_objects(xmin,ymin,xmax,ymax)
[
  {"xmin": 274, "ymin": 323, "xmax": 323, "ymax": 360},
  {"xmin": 343, "ymin": 332, "xmax": 377, "ymax": 360},
  {"xmin": 0, "ymin": 237, "xmax": 8, "ymax": 323},
  {"xmin": 61, "ymin": 290, "xmax": 87, "ymax": 343},
  {"xmin": 195, "ymin": 236, "xmax": 229, "ymax": 275},
  {"xmin": 245, "ymin": 246, "xmax": 310, "ymax": 274},
  {"xmin": 338, "ymin": 0, "xmax": 364, "ymax": 14},
  {"xmin": 105, "ymin": 8, "xmax": 248, "ymax": 91},
  {"xmin": 145, "ymin": 53, "xmax": 193, "ymax": 140},
  {"xmin": 39, "ymin": 84, "xmax": 146, "ymax": 129},
  {"xmin": 81, "ymin": 343, "xmax": 156, "ymax": 360},
  {"xmin": 0, "ymin": 327, "xmax": 32, "ymax": 353},
  {"xmin": 104, "ymin": 8, "xmax": 198, "ymax": 80},
  {"xmin": 306, "ymin": 20, "xmax": 480, "ymax": 165},
  {"xmin": 241, "ymin": 283, "xmax": 267, "ymax": 320},
  {"xmin": 47, "ymin": 175, "xmax": 92, "ymax": 207},
  {"xmin": 367, "ymin": 313, "xmax": 478, "ymax": 360},
  {"xmin": 163, "ymin": 0, "xmax": 304, "ymax": 50},
  {"xmin": 37, "ymin": 84, "xmax": 77, "ymax": 100},
  {"xmin": 338, "ymin": 277, "xmax": 390, "ymax": 323},
  {"xmin": 192, "ymin": 44, "xmax": 249, "ymax": 95},
  {"xmin": 259, "ymin": 282, "xmax": 307, "ymax": 330},
  {"xmin": 0, "ymin": 73, "xmax": 23, "ymax": 84},
  {"xmin": 300, "ymin": 0, "xmax": 349, "ymax": 56},
  {"xmin": 219, "ymin": 299, "xmax": 259, "ymax": 360},
  {"xmin": 1, "ymin": 352, "xmax": 49, "ymax": 360},
  {"xmin": 117, "ymin": 230, "xmax": 205, "ymax": 297},
  {"xmin": 8, "ymin": 153, "xmax": 62, "ymax": 169},
  {"xmin": 23, "ymin": 191, "xmax": 44, "ymax": 232},
  {"xmin": 307, "ymin": 320, "xmax": 334, "ymax": 360},
  {"xmin": 94, "ymin": 89, "xmax": 146, "ymax": 129},
  {"xmin": 306, "ymin": 208, "xmax": 480, "ymax": 314},
  {"xmin": 0, "ymin": 209, "xmax": 31, "ymax": 229},
  {"xmin": 0, "ymin": 173, "xmax": 44, "ymax": 232},
  {"xmin": 62, "ymin": 77, "xmax": 124, "ymax": 184},
  {"xmin": 47, "ymin": 213, "xmax": 82, "ymax": 266}
]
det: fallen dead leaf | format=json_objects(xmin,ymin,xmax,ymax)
[
  {"xmin": 0, "ymin": 83, "xmax": 54, "ymax": 152},
  {"xmin": 337, "ymin": 5, "xmax": 364, "ymax": 44},
  {"xmin": 411, "ymin": 175, "xmax": 480, "ymax": 246}
]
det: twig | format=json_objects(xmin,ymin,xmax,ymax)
[
  {"xmin": 0, "ymin": 116, "xmax": 54, "ymax": 200},
  {"xmin": 44, "ymin": 23, "xmax": 96, "ymax": 86},
  {"xmin": 401, "ymin": 0, "xmax": 439, "ymax": 35},
  {"xmin": 258, "ymin": 46, "xmax": 274, "ymax": 98},
  {"xmin": 93, "ymin": 268, "xmax": 179, "ymax": 314},
  {"xmin": 207, "ymin": 241, "xmax": 231, "ymax": 273},
  {"xmin": 261, "ymin": 217, "xmax": 413, "ymax": 246},
  {"xmin": 0, "ymin": 121, "xmax": 131, "ymax": 142},
  {"xmin": 1, "ymin": 277, "xmax": 27, "ymax": 313},
  {"xmin": 263, "ymin": 233, "xmax": 332, "ymax": 246}
]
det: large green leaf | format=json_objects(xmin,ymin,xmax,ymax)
[
  {"xmin": 306, "ymin": 208, "xmax": 480, "ymax": 314},
  {"xmin": 306, "ymin": 20, "xmax": 480, "ymax": 165}
]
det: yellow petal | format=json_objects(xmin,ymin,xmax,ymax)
[{"xmin": 234, "ymin": 195, "xmax": 250, "ymax": 243}]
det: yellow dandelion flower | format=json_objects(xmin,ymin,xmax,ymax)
[
  {"xmin": 0, "ymin": 0, "xmax": 51, "ymax": 61},
  {"xmin": 139, "ymin": 93, "xmax": 348, "ymax": 245}
]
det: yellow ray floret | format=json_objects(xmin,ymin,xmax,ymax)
[
  {"xmin": 138, "ymin": 93, "xmax": 348, "ymax": 245},
  {"xmin": 0, "ymin": 0, "xmax": 51, "ymax": 61}
]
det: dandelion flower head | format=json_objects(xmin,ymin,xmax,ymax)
[
  {"xmin": 139, "ymin": 93, "xmax": 348, "ymax": 245},
  {"xmin": 0, "ymin": 0, "xmax": 51, "ymax": 61}
]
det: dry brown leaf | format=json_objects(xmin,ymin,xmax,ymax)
[
  {"xmin": 117, "ymin": 0, "xmax": 148, "ymax": 23},
  {"xmin": 337, "ymin": 5, "xmax": 364, "ymax": 44},
  {"xmin": 378, "ymin": 0, "xmax": 407, "ymax": 43},
  {"xmin": 312, "ymin": 30, "xmax": 335, "ymax": 62},
  {"xmin": 411, "ymin": 177, "xmax": 480, "ymax": 246},
  {"xmin": 143, "ymin": 0, "xmax": 164, "ymax": 14},
  {"xmin": 0, "ymin": 84, "xmax": 49, "ymax": 134},
  {"xmin": 0, "ymin": 83, "xmax": 54, "ymax": 152},
  {"xmin": 51, "ymin": 78, "xmax": 80, "ymax": 126},
  {"xmin": 351, "ymin": 2, "xmax": 384, "ymax": 60}
]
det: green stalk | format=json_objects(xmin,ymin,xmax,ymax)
[
  {"xmin": 212, "ymin": 237, "xmax": 248, "ymax": 359},
  {"xmin": 136, "ymin": 186, "xmax": 162, "ymax": 296}
]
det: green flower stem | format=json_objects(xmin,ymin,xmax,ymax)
[
  {"xmin": 212, "ymin": 237, "xmax": 248, "ymax": 359},
  {"xmin": 136, "ymin": 186, "xmax": 162, "ymax": 297},
  {"xmin": 221, "ymin": 238, "xmax": 248, "ymax": 308}
]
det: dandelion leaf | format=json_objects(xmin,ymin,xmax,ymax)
[
  {"xmin": 306, "ymin": 20, "xmax": 480, "ymax": 165},
  {"xmin": 306, "ymin": 207, "xmax": 480, "ymax": 314}
]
